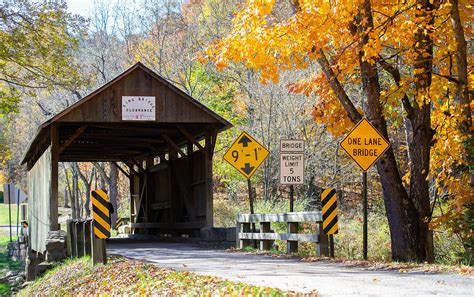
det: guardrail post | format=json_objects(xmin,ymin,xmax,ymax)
[
  {"xmin": 287, "ymin": 222, "xmax": 298, "ymax": 253},
  {"xmin": 66, "ymin": 219, "xmax": 73, "ymax": 257},
  {"xmin": 317, "ymin": 221, "xmax": 329, "ymax": 257},
  {"xmin": 75, "ymin": 220, "xmax": 84, "ymax": 257},
  {"xmin": 91, "ymin": 230, "xmax": 106, "ymax": 265},
  {"xmin": 83, "ymin": 220, "xmax": 92, "ymax": 256},
  {"xmin": 240, "ymin": 222, "xmax": 252, "ymax": 249},
  {"xmin": 260, "ymin": 222, "xmax": 273, "ymax": 251}
]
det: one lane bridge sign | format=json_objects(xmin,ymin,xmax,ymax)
[
  {"xmin": 340, "ymin": 118, "xmax": 390, "ymax": 171},
  {"xmin": 223, "ymin": 131, "xmax": 270, "ymax": 179}
]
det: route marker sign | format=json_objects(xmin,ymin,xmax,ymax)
[
  {"xmin": 224, "ymin": 131, "xmax": 270, "ymax": 179},
  {"xmin": 340, "ymin": 118, "xmax": 390, "ymax": 172},
  {"xmin": 280, "ymin": 139, "xmax": 304, "ymax": 185},
  {"xmin": 91, "ymin": 190, "xmax": 111, "ymax": 239}
]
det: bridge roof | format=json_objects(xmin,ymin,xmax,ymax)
[{"xmin": 21, "ymin": 62, "xmax": 232, "ymax": 167}]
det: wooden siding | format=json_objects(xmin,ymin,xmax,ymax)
[
  {"xmin": 28, "ymin": 146, "xmax": 52, "ymax": 253},
  {"xmin": 57, "ymin": 67, "xmax": 218, "ymax": 124}
]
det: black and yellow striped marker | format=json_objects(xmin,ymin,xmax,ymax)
[
  {"xmin": 321, "ymin": 188, "xmax": 338, "ymax": 234},
  {"xmin": 115, "ymin": 218, "xmax": 126, "ymax": 229},
  {"xmin": 92, "ymin": 190, "xmax": 111, "ymax": 239}
]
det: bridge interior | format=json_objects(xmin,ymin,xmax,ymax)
[{"xmin": 20, "ymin": 62, "xmax": 231, "ymax": 253}]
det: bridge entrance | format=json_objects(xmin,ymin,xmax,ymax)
[{"xmin": 21, "ymin": 62, "xmax": 231, "ymax": 254}]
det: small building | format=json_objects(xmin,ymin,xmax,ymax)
[{"xmin": 20, "ymin": 62, "xmax": 232, "ymax": 253}]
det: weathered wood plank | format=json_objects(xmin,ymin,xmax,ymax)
[
  {"xmin": 50, "ymin": 125, "xmax": 59, "ymax": 231},
  {"xmin": 237, "ymin": 212, "xmax": 322, "ymax": 223},
  {"xmin": 59, "ymin": 126, "xmax": 87, "ymax": 153},
  {"xmin": 178, "ymin": 126, "xmax": 205, "ymax": 153},
  {"xmin": 239, "ymin": 232, "xmax": 319, "ymax": 243}
]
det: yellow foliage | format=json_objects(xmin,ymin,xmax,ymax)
[{"xmin": 204, "ymin": 0, "xmax": 473, "ymax": 237}]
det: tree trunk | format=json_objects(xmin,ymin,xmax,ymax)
[
  {"xmin": 108, "ymin": 162, "xmax": 119, "ymax": 229},
  {"xmin": 356, "ymin": 0, "xmax": 434, "ymax": 262},
  {"xmin": 449, "ymin": 0, "xmax": 471, "ymax": 131},
  {"xmin": 64, "ymin": 187, "xmax": 69, "ymax": 208},
  {"xmin": 77, "ymin": 165, "xmax": 95, "ymax": 218}
]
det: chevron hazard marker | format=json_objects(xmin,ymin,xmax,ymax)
[
  {"xmin": 321, "ymin": 188, "xmax": 338, "ymax": 234},
  {"xmin": 91, "ymin": 190, "xmax": 111, "ymax": 239}
]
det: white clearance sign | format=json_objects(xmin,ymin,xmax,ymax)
[
  {"xmin": 280, "ymin": 139, "xmax": 304, "ymax": 185},
  {"xmin": 122, "ymin": 96, "xmax": 156, "ymax": 121}
]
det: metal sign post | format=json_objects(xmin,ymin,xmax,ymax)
[
  {"xmin": 363, "ymin": 171, "xmax": 368, "ymax": 260},
  {"xmin": 340, "ymin": 118, "xmax": 390, "ymax": 260},
  {"xmin": 7, "ymin": 184, "xmax": 12, "ymax": 242}
]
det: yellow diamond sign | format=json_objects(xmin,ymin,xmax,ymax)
[
  {"xmin": 340, "ymin": 118, "xmax": 390, "ymax": 172},
  {"xmin": 224, "ymin": 131, "xmax": 270, "ymax": 179}
]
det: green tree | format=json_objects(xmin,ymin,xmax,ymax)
[{"xmin": 0, "ymin": 0, "xmax": 86, "ymax": 114}]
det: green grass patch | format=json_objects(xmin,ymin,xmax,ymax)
[
  {"xmin": 0, "ymin": 235, "xmax": 21, "ymax": 272},
  {"xmin": 0, "ymin": 204, "xmax": 19, "ymax": 225},
  {"xmin": 0, "ymin": 283, "xmax": 12, "ymax": 296},
  {"xmin": 0, "ymin": 234, "xmax": 22, "ymax": 296},
  {"xmin": 20, "ymin": 256, "xmax": 288, "ymax": 296}
]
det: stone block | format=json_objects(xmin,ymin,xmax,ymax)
[
  {"xmin": 45, "ymin": 240, "xmax": 64, "ymax": 251},
  {"xmin": 200, "ymin": 227, "xmax": 235, "ymax": 242},
  {"xmin": 25, "ymin": 252, "xmax": 44, "ymax": 281},
  {"xmin": 45, "ymin": 249, "xmax": 66, "ymax": 262},
  {"xmin": 225, "ymin": 228, "xmax": 236, "ymax": 242},
  {"xmin": 36, "ymin": 262, "xmax": 52, "ymax": 276}
]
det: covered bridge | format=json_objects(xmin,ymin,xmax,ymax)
[{"xmin": 21, "ymin": 62, "xmax": 232, "ymax": 253}]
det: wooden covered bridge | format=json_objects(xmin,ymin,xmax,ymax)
[{"xmin": 20, "ymin": 62, "xmax": 232, "ymax": 254}]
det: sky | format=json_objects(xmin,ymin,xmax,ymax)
[{"xmin": 66, "ymin": 0, "xmax": 95, "ymax": 18}]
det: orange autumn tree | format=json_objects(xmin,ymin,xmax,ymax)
[{"xmin": 204, "ymin": 0, "xmax": 472, "ymax": 262}]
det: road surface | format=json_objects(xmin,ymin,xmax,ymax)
[{"xmin": 108, "ymin": 240, "xmax": 473, "ymax": 296}]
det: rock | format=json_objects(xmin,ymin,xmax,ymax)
[
  {"xmin": 47, "ymin": 230, "xmax": 67, "ymax": 240},
  {"xmin": 6, "ymin": 271, "xmax": 16, "ymax": 278},
  {"xmin": 20, "ymin": 281, "xmax": 33, "ymax": 289},
  {"xmin": 45, "ymin": 249, "xmax": 66, "ymax": 262},
  {"xmin": 45, "ymin": 239, "xmax": 65, "ymax": 250},
  {"xmin": 36, "ymin": 262, "xmax": 52, "ymax": 276},
  {"xmin": 25, "ymin": 252, "xmax": 44, "ymax": 281},
  {"xmin": 8, "ymin": 275, "xmax": 24, "ymax": 286}
]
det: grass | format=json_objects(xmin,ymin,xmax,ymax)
[
  {"xmin": 0, "ymin": 204, "xmax": 19, "ymax": 225},
  {"xmin": 19, "ymin": 256, "xmax": 291, "ymax": 296},
  {"xmin": 0, "ymin": 234, "xmax": 22, "ymax": 296}
]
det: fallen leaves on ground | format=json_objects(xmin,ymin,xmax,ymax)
[
  {"xmin": 20, "ymin": 256, "xmax": 313, "ymax": 296},
  {"xmin": 227, "ymin": 248, "xmax": 473, "ymax": 277}
]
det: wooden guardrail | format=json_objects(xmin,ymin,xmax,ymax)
[
  {"xmin": 66, "ymin": 219, "xmax": 106, "ymax": 264},
  {"xmin": 236, "ymin": 211, "xmax": 329, "ymax": 256}
]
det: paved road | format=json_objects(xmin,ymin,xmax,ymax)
[
  {"xmin": 0, "ymin": 225, "xmax": 20, "ymax": 236},
  {"xmin": 107, "ymin": 240, "xmax": 473, "ymax": 296}
]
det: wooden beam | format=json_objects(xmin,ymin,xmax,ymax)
[
  {"xmin": 89, "ymin": 125, "xmax": 178, "ymax": 134},
  {"xmin": 78, "ymin": 134, "xmax": 165, "ymax": 144},
  {"xmin": 162, "ymin": 135, "xmax": 185, "ymax": 157},
  {"xmin": 59, "ymin": 126, "xmax": 87, "ymax": 154},
  {"xmin": 121, "ymin": 159, "xmax": 140, "ymax": 176},
  {"xmin": 50, "ymin": 124, "xmax": 59, "ymax": 231},
  {"xmin": 113, "ymin": 162, "xmax": 130, "ymax": 179},
  {"xmin": 178, "ymin": 126, "xmax": 205, "ymax": 153}
]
